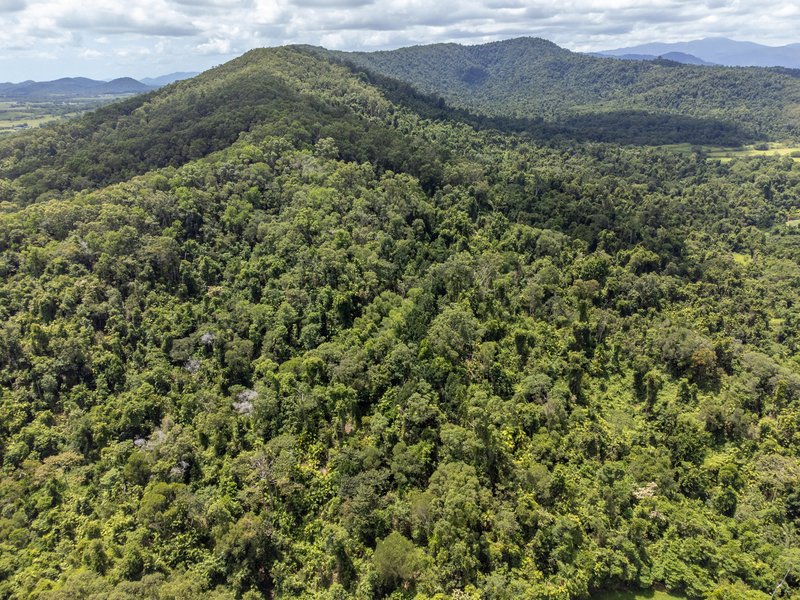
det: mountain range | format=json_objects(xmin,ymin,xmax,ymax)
[
  {"xmin": 598, "ymin": 51, "xmax": 717, "ymax": 66},
  {"xmin": 0, "ymin": 77, "xmax": 151, "ymax": 99},
  {"xmin": 335, "ymin": 37, "xmax": 800, "ymax": 143},
  {"xmin": 140, "ymin": 71, "xmax": 200, "ymax": 87},
  {"xmin": 0, "ymin": 72, "xmax": 198, "ymax": 99},
  {"xmin": 6, "ymin": 37, "xmax": 799, "ymax": 101},
  {"xmin": 600, "ymin": 37, "xmax": 800, "ymax": 69}
]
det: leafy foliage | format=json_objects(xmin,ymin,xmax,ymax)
[
  {"xmin": 336, "ymin": 37, "xmax": 800, "ymax": 144},
  {"xmin": 0, "ymin": 44, "xmax": 799, "ymax": 600}
]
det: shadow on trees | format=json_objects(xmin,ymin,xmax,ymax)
[{"xmin": 345, "ymin": 59, "xmax": 759, "ymax": 147}]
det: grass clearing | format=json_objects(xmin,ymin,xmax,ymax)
[
  {"xmin": 658, "ymin": 141, "xmax": 800, "ymax": 162},
  {"xmin": 0, "ymin": 96, "xmax": 127, "ymax": 135},
  {"xmin": 0, "ymin": 100, "xmax": 68, "ymax": 134}
]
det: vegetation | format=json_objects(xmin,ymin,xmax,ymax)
[
  {"xmin": 0, "ymin": 47, "xmax": 453, "ymax": 205},
  {"xmin": 659, "ymin": 142, "xmax": 800, "ymax": 163},
  {"xmin": 334, "ymin": 37, "xmax": 800, "ymax": 144},
  {"xmin": 593, "ymin": 591, "xmax": 684, "ymax": 600},
  {"xmin": 0, "ymin": 43, "xmax": 799, "ymax": 599},
  {"xmin": 0, "ymin": 100, "xmax": 114, "ymax": 136}
]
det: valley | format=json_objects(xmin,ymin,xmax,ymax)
[{"xmin": 0, "ymin": 98, "xmax": 118, "ymax": 136}]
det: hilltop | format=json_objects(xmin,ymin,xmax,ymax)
[
  {"xmin": 0, "ymin": 46, "xmax": 451, "ymax": 204},
  {"xmin": 599, "ymin": 52, "xmax": 717, "ymax": 66},
  {"xmin": 334, "ymin": 37, "xmax": 800, "ymax": 143}
]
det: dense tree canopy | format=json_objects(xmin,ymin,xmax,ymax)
[
  {"xmin": 336, "ymin": 37, "xmax": 800, "ymax": 144},
  {"xmin": 0, "ymin": 44, "xmax": 799, "ymax": 600}
]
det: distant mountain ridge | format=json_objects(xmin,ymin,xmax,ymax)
[
  {"xmin": 0, "ymin": 77, "xmax": 152, "ymax": 98},
  {"xmin": 595, "ymin": 51, "xmax": 716, "ymax": 66},
  {"xmin": 140, "ymin": 72, "xmax": 199, "ymax": 87},
  {"xmin": 600, "ymin": 37, "xmax": 800, "ymax": 68},
  {"xmin": 659, "ymin": 52, "xmax": 716, "ymax": 66},
  {"xmin": 0, "ymin": 72, "xmax": 199, "ymax": 99},
  {"xmin": 333, "ymin": 36, "xmax": 800, "ymax": 143}
]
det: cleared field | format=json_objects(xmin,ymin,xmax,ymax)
[
  {"xmin": 0, "ymin": 115, "xmax": 65, "ymax": 130},
  {"xmin": 0, "ymin": 100, "xmax": 69, "ymax": 134},
  {"xmin": 659, "ymin": 141, "xmax": 800, "ymax": 162},
  {"xmin": 0, "ymin": 97, "xmax": 125, "ymax": 135}
]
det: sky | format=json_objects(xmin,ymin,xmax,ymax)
[{"xmin": 1, "ymin": 0, "xmax": 799, "ymax": 82}]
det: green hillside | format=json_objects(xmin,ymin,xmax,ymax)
[
  {"xmin": 335, "ymin": 37, "xmax": 800, "ymax": 144},
  {"xmin": 0, "ymin": 45, "xmax": 799, "ymax": 600},
  {"xmin": 0, "ymin": 47, "xmax": 443, "ymax": 205}
]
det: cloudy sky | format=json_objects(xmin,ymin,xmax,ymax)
[{"xmin": 1, "ymin": 0, "xmax": 798, "ymax": 81}]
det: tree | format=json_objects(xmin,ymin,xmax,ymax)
[{"xmin": 373, "ymin": 532, "xmax": 423, "ymax": 591}]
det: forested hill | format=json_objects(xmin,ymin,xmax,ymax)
[
  {"xmin": 334, "ymin": 37, "xmax": 800, "ymax": 143},
  {"xmin": 0, "ymin": 47, "xmax": 447, "ymax": 204},
  {"xmin": 1, "ymin": 43, "xmax": 800, "ymax": 600},
  {"xmin": 2, "ymin": 40, "xmax": 799, "ymax": 206}
]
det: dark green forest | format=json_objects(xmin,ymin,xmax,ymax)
[
  {"xmin": 336, "ymin": 37, "xmax": 800, "ymax": 144},
  {"xmin": 0, "ymin": 43, "xmax": 799, "ymax": 599}
]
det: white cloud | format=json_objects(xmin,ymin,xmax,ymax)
[
  {"xmin": 0, "ymin": 0, "xmax": 798, "ymax": 80},
  {"xmin": 197, "ymin": 37, "xmax": 233, "ymax": 54}
]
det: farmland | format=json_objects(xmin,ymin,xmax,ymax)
[{"xmin": 0, "ymin": 98, "xmax": 116, "ymax": 135}]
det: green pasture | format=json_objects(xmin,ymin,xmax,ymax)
[
  {"xmin": 659, "ymin": 141, "xmax": 800, "ymax": 162},
  {"xmin": 0, "ymin": 97, "xmax": 116, "ymax": 135}
]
